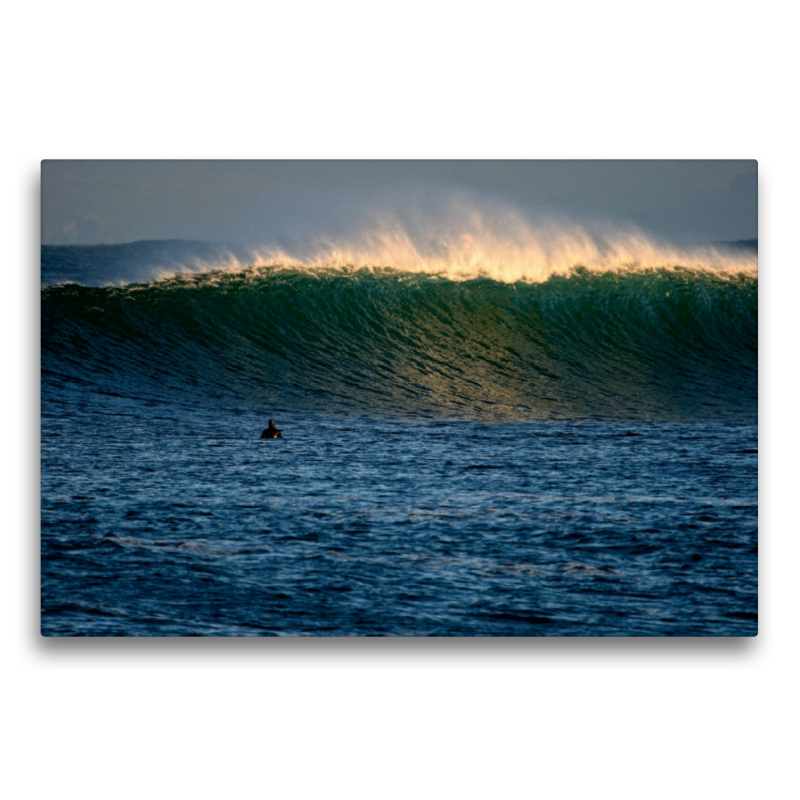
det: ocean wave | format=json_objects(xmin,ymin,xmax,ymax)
[{"xmin": 42, "ymin": 263, "xmax": 758, "ymax": 420}]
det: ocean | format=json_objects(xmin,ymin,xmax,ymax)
[{"xmin": 41, "ymin": 240, "xmax": 758, "ymax": 635}]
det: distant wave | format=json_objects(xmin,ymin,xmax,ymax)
[{"xmin": 42, "ymin": 258, "xmax": 758, "ymax": 421}]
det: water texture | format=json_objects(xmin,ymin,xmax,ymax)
[{"xmin": 41, "ymin": 243, "xmax": 758, "ymax": 635}]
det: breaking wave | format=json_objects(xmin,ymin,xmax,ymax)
[{"xmin": 42, "ymin": 245, "xmax": 758, "ymax": 420}]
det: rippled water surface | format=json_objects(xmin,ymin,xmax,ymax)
[{"xmin": 41, "ymin": 393, "xmax": 757, "ymax": 636}]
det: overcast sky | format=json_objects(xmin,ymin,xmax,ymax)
[{"xmin": 41, "ymin": 160, "xmax": 757, "ymax": 246}]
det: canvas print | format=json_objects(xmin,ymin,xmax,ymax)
[{"xmin": 41, "ymin": 160, "xmax": 758, "ymax": 636}]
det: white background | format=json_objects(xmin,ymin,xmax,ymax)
[{"xmin": 3, "ymin": 2, "xmax": 796, "ymax": 798}]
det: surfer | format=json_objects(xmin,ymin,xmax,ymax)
[{"xmin": 260, "ymin": 419, "xmax": 282, "ymax": 439}]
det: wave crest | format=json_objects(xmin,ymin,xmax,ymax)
[{"xmin": 42, "ymin": 210, "xmax": 757, "ymax": 288}]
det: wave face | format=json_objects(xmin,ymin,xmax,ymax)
[{"xmin": 42, "ymin": 252, "xmax": 758, "ymax": 421}]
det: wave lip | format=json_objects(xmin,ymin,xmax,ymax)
[{"xmin": 41, "ymin": 218, "xmax": 758, "ymax": 287}]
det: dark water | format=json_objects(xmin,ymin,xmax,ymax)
[{"xmin": 41, "ymin": 244, "xmax": 758, "ymax": 635}]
